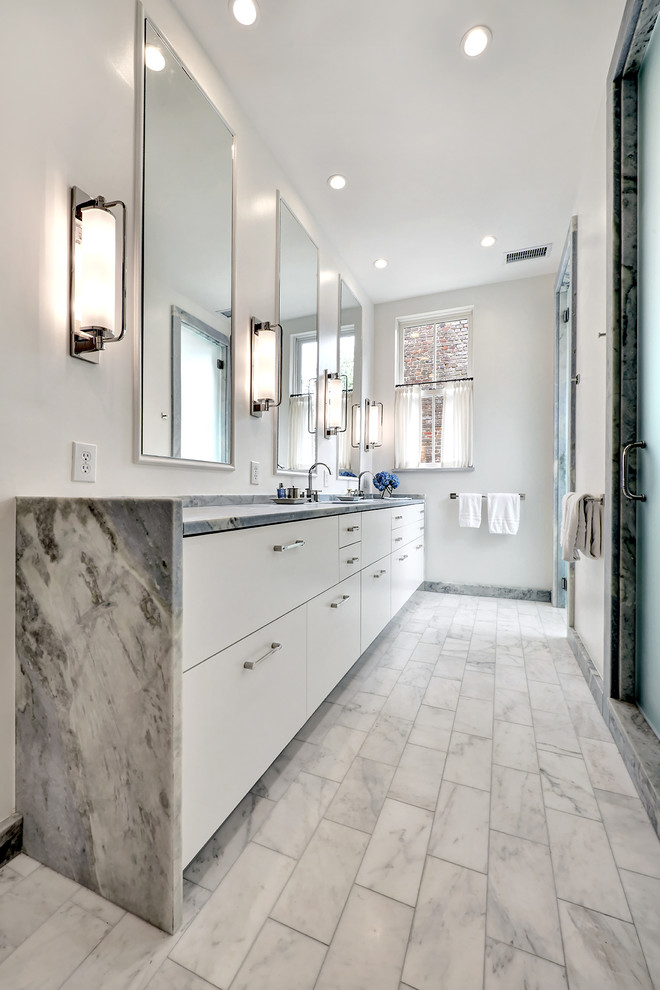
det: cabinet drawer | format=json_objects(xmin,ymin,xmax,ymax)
[
  {"xmin": 391, "ymin": 503, "xmax": 425, "ymax": 530},
  {"xmin": 391, "ymin": 540, "xmax": 425, "ymax": 615},
  {"xmin": 183, "ymin": 515, "xmax": 338, "ymax": 669},
  {"xmin": 361, "ymin": 508, "xmax": 392, "ymax": 567},
  {"xmin": 338, "ymin": 513, "xmax": 363, "ymax": 548},
  {"xmin": 391, "ymin": 520, "xmax": 424, "ymax": 551},
  {"xmin": 182, "ymin": 606, "xmax": 307, "ymax": 865},
  {"xmin": 361, "ymin": 556, "xmax": 392, "ymax": 652},
  {"xmin": 339, "ymin": 543, "xmax": 362, "ymax": 581},
  {"xmin": 307, "ymin": 574, "xmax": 361, "ymax": 713}
]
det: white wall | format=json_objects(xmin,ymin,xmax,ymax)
[
  {"xmin": 572, "ymin": 96, "xmax": 609, "ymax": 675},
  {"xmin": 0, "ymin": 0, "xmax": 373, "ymax": 821},
  {"xmin": 372, "ymin": 275, "xmax": 555, "ymax": 593}
]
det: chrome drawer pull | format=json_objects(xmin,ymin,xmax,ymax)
[
  {"xmin": 347, "ymin": 525, "xmax": 360, "ymax": 532},
  {"xmin": 373, "ymin": 568, "xmax": 387, "ymax": 579},
  {"xmin": 273, "ymin": 539, "xmax": 306, "ymax": 552},
  {"xmin": 399, "ymin": 554, "xmax": 408, "ymax": 561},
  {"xmin": 394, "ymin": 537, "xmax": 403, "ymax": 542},
  {"xmin": 416, "ymin": 544, "xmax": 423, "ymax": 550},
  {"xmin": 394, "ymin": 514, "xmax": 403, "ymax": 520},
  {"xmin": 244, "ymin": 642, "xmax": 282, "ymax": 670},
  {"xmin": 331, "ymin": 594, "xmax": 350, "ymax": 608},
  {"xmin": 347, "ymin": 556, "xmax": 360, "ymax": 564}
]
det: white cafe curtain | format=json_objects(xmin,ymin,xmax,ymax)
[
  {"xmin": 288, "ymin": 394, "xmax": 314, "ymax": 470},
  {"xmin": 394, "ymin": 385, "xmax": 422, "ymax": 469},
  {"xmin": 440, "ymin": 380, "xmax": 473, "ymax": 469}
]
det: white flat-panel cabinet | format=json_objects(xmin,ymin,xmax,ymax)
[
  {"xmin": 182, "ymin": 605, "xmax": 307, "ymax": 865},
  {"xmin": 307, "ymin": 574, "xmax": 361, "ymax": 712},
  {"xmin": 360, "ymin": 556, "xmax": 392, "ymax": 652},
  {"xmin": 361, "ymin": 506, "xmax": 392, "ymax": 565}
]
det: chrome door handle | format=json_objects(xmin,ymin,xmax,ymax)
[
  {"xmin": 331, "ymin": 594, "xmax": 350, "ymax": 608},
  {"xmin": 244, "ymin": 642, "xmax": 282, "ymax": 670},
  {"xmin": 347, "ymin": 556, "xmax": 359, "ymax": 564},
  {"xmin": 347, "ymin": 525, "xmax": 360, "ymax": 532},
  {"xmin": 273, "ymin": 539, "xmax": 306, "ymax": 552},
  {"xmin": 622, "ymin": 441, "xmax": 646, "ymax": 501}
]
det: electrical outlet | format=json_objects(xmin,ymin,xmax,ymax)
[
  {"xmin": 250, "ymin": 460, "xmax": 260, "ymax": 485},
  {"xmin": 72, "ymin": 441, "xmax": 97, "ymax": 482}
]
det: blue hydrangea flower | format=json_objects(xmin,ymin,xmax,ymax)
[{"xmin": 373, "ymin": 471, "xmax": 400, "ymax": 492}]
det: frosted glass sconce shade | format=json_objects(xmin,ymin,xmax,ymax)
[
  {"xmin": 365, "ymin": 398, "xmax": 383, "ymax": 450},
  {"xmin": 251, "ymin": 318, "xmax": 282, "ymax": 415},
  {"xmin": 324, "ymin": 371, "xmax": 347, "ymax": 436},
  {"xmin": 70, "ymin": 186, "xmax": 126, "ymax": 363}
]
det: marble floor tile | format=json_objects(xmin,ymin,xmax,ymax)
[
  {"xmin": 486, "ymin": 830, "xmax": 563, "ymax": 965},
  {"xmin": 61, "ymin": 912, "xmax": 173, "ymax": 990},
  {"xmin": 0, "ymin": 901, "xmax": 110, "ymax": 990},
  {"xmin": 359, "ymin": 714, "xmax": 412, "ymax": 766},
  {"xmin": 559, "ymin": 672, "xmax": 595, "ymax": 703},
  {"xmin": 315, "ymin": 885, "xmax": 413, "ymax": 990},
  {"xmin": 423, "ymin": 676, "xmax": 462, "ymax": 711},
  {"xmin": 532, "ymin": 708, "xmax": 581, "ymax": 756},
  {"xmin": 528, "ymin": 681, "xmax": 570, "ymax": 715},
  {"xmin": 402, "ymin": 857, "xmax": 487, "ymax": 990},
  {"xmin": 495, "ymin": 646, "xmax": 525, "ymax": 667},
  {"xmin": 596, "ymin": 789, "xmax": 660, "ymax": 878},
  {"xmin": 484, "ymin": 938, "xmax": 568, "ymax": 990},
  {"xmin": 295, "ymin": 701, "xmax": 341, "ymax": 744},
  {"xmin": 397, "ymin": 661, "xmax": 435, "ymax": 693},
  {"xmin": 254, "ymin": 771, "xmax": 338, "ymax": 859},
  {"xmin": 391, "ymin": 631, "xmax": 421, "ymax": 652},
  {"xmin": 170, "ymin": 843, "xmax": 295, "ymax": 989},
  {"xmin": 567, "ymin": 699, "xmax": 613, "ymax": 742},
  {"xmin": 429, "ymin": 781, "xmax": 490, "ymax": 872},
  {"xmin": 0, "ymin": 864, "xmax": 80, "ymax": 953},
  {"xmin": 359, "ymin": 664, "xmax": 402, "ymax": 697},
  {"xmin": 381, "ymin": 646, "xmax": 415, "ymax": 670},
  {"xmin": 388, "ymin": 743, "xmax": 446, "ymax": 810},
  {"xmin": 356, "ymin": 798, "xmax": 433, "ymax": 906},
  {"xmin": 303, "ymin": 724, "xmax": 367, "ymax": 783},
  {"xmin": 70, "ymin": 886, "xmax": 126, "ymax": 927},
  {"xmin": 492, "ymin": 720, "xmax": 538, "ymax": 772},
  {"xmin": 460, "ymin": 670, "xmax": 495, "ymax": 701},
  {"xmin": 144, "ymin": 959, "xmax": 217, "ymax": 989},
  {"xmin": 183, "ymin": 790, "xmax": 276, "ymax": 891},
  {"xmin": 454, "ymin": 696, "xmax": 494, "ymax": 738},
  {"xmin": 324, "ymin": 756, "xmax": 395, "ymax": 833},
  {"xmin": 335, "ymin": 690, "xmax": 386, "ymax": 733},
  {"xmin": 432, "ymin": 657, "xmax": 467, "ymax": 680},
  {"xmin": 408, "ymin": 703, "xmax": 454, "ymax": 751},
  {"xmin": 620, "ymin": 870, "xmax": 660, "ymax": 989},
  {"xmin": 538, "ymin": 749, "xmax": 600, "ymax": 819},
  {"xmin": 580, "ymin": 737, "xmax": 639, "ymax": 797},
  {"xmin": 229, "ymin": 919, "xmax": 326, "ymax": 990},
  {"xmin": 545, "ymin": 808, "xmax": 631, "ymax": 921},
  {"xmin": 380, "ymin": 683, "xmax": 426, "ymax": 722},
  {"xmin": 444, "ymin": 731, "xmax": 493, "ymax": 791},
  {"xmin": 410, "ymin": 642, "xmax": 442, "ymax": 664},
  {"xmin": 490, "ymin": 764, "xmax": 547, "ymax": 844},
  {"xmin": 7, "ymin": 855, "xmax": 40, "ymax": 878},
  {"xmin": 271, "ymin": 820, "xmax": 369, "ymax": 944},
  {"xmin": 525, "ymin": 657, "xmax": 560, "ymax": 684},
  {"xmin": 558, "ymin": 899, "xmax": 653, "ymax": 990},
  {"xmin": 495, "ymin": 664, "xmax": 528, "ymax": 694},
  {"xmin": 493, "ymin": 687, "xmax": 533, "ymax": 726},
  {"xmin": 252, "ymin": 737, "xmax": 318, "ymax": 802}
]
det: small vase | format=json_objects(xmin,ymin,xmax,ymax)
[{"xmin": 380, "ymin": 485, "xmax": 393, "ymax": 499}]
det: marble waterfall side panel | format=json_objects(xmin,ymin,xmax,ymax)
[{"xmin": 15, "ymin": 498, "xmax": 183, "ymax": 933}]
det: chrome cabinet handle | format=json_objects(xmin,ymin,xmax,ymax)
[
  {"xmin": 347, "ymin": 525, "xmax": 360, "ymax": 532},
  {"xmin": 273, "ymin": 539, "xmax": 306, "ymax": 552},
  {"xmin": 622, "ymin": 441, "xmax": 646, "ymax": 501},
  {"xmin": 347, "ymin": 556, "xmax": 359, "ymax": 564},
  {"xmin": 399, "ymin": 554, "xmax": 408, "ymax": 561},
  {"xmin": 331, "ymin": 594, "xmax": 350, "ymax": 608},
  {"xmin": 394, "ymin": 514, "xmax": 403, "ymax": 520},
  {"xmin": 373, "ymin": 568, "xmax": 387, "ymax": 579},
  {"xmin": 244, "ymin": 642, "xmax": 282, "ymax": 670},
  {"xmin": 416, "ymin": 544, "xmax": 423, "ymax": 549},
  {"xmin": 394, "ymin": 537, "xmax": 403, "ymax": 542}
]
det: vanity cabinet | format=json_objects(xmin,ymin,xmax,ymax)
[
  {"xmin": 360, "ymin": 556, "xmax": 392, "ymax": 651},
  {"xmin": 307, "ymin": 574, "xmax": 361, "ymax": 712}
]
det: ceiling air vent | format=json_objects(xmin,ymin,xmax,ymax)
[{"xmin": 504, "ymin": 243, "xmax": 552, "ymax": 264}]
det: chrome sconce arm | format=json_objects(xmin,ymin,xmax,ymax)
[{"xmin": 70, "ymin": 186, "xmax": 127, "ymax": 363}]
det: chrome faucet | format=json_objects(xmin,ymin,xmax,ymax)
[
  {"xmin": 306, "ymin": 461, "xmax": 331, "ymax": 501},
  {"xmin": 358, "ymin": 470, "xmax": 374, "ymax": 495}
]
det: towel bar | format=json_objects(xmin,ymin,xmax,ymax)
[{"xmin": 449, "ymin": 493, "xmax": 526, "ymax": 500}]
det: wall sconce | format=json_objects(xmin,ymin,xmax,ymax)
[
  {"xmin": 251, "ymin": 317, "xmax": 282, "ymax": 416},
  {"xmin": 364, "ymin": 398, "xmax": 383, "ymax": 450},
  {"xmin": 351, "ymin": 402, "xmax": 361, "ymax": 448},
  {"xmin": 324, "ymin": 371, "xmax": 348, "ymax": 437},
  {"xmin": 70, "ymin": 186, "xmax": 126, "ymax": 363}
]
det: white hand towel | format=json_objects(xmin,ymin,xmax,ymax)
[
  {"xmin": 458, "ymin": 493, "xmax": 482, "ymax": 528},
  {"xmin": 561, "ymin": 492, "xmax": 580, "ymax": 561},
  {"xmin": 575, "ymin": 495, "xmax": 603, "ymax": 559},
  {"xmin": 487, "ymin": 493, "xmax": 520, "ymax": 535}
]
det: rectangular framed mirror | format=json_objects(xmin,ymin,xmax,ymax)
[
  {"xmin": 140, "ymin": 17, "xmax": 235, "ymax": 466},
  {"xmin": 337, "ymin": 278, "xmax": 363, "ymax": 480},
  {"xmin": 276, "ymin": 195, "xmax": 319, "ymax": 474}
]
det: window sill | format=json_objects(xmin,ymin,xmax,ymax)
[{"xmin": 394, "ymin": 466, "xmax": 475, "ymax": 473}]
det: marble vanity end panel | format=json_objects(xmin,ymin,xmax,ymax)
[
  {"xmin": 424, "ymin": 581, "xmax": 551, "ymax": 603},
  {"xmin": 15, "ymin": 497, "xmax": 183, "ymax": 933}
]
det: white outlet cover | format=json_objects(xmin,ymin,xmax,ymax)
[{"xmin": 72, "ymin": 441, "xmax": 97, "ymax": 482}]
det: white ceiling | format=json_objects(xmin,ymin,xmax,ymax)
[{"xmin": 170, "ymin": 0, "xmax": 627, "ymax": 304}]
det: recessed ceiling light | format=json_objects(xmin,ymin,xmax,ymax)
[
  {"xmin": 230, "ymin": 0, "xmax": 258, "ymax": 26},
  {"xmin": 480, "ymin": 234, "xmax": 497, "ymax": 248},
  {"xmin": 145, "ymin": 45, "xmax": 166, "ymax": 71},
  {"xmin": 327, "ymin": 174, "xmax": 347, "ymax": 190},
  {"xmin": 461, "ymin": 25, "xmax": 492, "ymax": 58},
  {"xmin": 374, "ymin": 258, "xmax": 388, "ymax": 270}
]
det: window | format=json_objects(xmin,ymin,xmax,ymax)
[{"xmin": 395, "ymin": 308, "xmax": 473, "ymax": 469}]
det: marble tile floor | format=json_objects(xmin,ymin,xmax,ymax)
[{"xmin": 2, "ymin": 591, "xmax": 660, "ymax": 990}]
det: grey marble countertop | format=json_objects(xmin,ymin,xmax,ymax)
[{"xmin": 182, "ymin": 496, "xmax": 424, "ymax": 537}]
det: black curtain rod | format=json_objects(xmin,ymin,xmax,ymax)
[
  {"xmin": 395, "ymin": 376, "xmax": 474, "ymax": 388},
  {"xmin": 289, "ymin": 392, "xmax": 312, "ymax": 399}
]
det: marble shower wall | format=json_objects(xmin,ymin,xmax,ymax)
[{"xmin": 15, "ymin": 498, "xmax": 183, "ymax": 933}]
